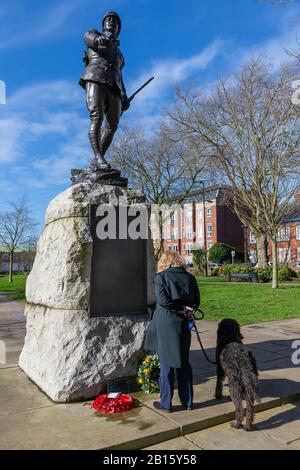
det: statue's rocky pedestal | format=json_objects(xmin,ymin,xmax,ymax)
[{"xmin": 19, "ymin": 176, "xmax": 156, "ymax": 402}]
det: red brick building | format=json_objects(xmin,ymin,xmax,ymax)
[
  {"xmin": 0, "ymin": 249, "xmax": 34, "ymax": 273},
  {"xmin": 248, "ymin": 193, "xmax": 300, "ymax": 271},
  {"xmin": 163, "ymin": 186, "xmax": 245, "ymax": 263}
]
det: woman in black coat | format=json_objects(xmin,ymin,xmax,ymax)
[{"xmin": 144, "ymin": 251, "xmax": 200, "ymax": 413}]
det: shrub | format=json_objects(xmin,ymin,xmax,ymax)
[
  {"xmin": 256, "ymin": 266, "xmax": 272, "ymax": 283},
  {"xmin": 187, "ymin": 267, "xmax": 201, "ymax": 277},
  {"xmin": 211, "ymin": 266, "xmax": 221, "ymax": 276},
  {"xmin": 223, "ymin": 264, "xmax": 254, "ymax": 279},
  {"xmin": 278, "ymin": 265, "xmax": 292, "ymax": 281},
  {"xmin": 209, "ymin": 243, "xmax": 243, "ymax": 264},
  {"xmin": 192, "ymin": 248, "xmax": 206, "ymax": 274},
  {"xmin": 290, "ymin": 269, "xmax": 298, "ymax": 279},
  {"xmin": 254, "ymin": 265, "xmax": 297, "ymax": 283}
]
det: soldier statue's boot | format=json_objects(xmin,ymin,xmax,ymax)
[
  {"xmin": 89, "ymin": 129, "xmax": 111, "ymax": 171},
  {"xmin": 90, "ymin": 154, "xmax": 111, "ymax": 171}
]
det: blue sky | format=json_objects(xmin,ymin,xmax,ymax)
[{"xmin": 0, "ymin": 0, "xmax": 299, "ymax": 232}]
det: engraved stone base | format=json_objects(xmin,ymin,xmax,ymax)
[
  {"xmin": 19, "ymin": 182, "xmax": 156, "ymax": 402},
  {"xmin": 71, "ymin": 167, "xmax": 128, "ymax": 187}
]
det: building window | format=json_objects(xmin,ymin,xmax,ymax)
[
  {"xmin": 207, "ymin": 241, "xmax": 212, "ymax": 250},
  {"xmin": 207, "ymin": 208, "xmax": 212, "ymax": 218},
  {"xmin": 170, "ymin": 211, "xmax": 178, "ymax": 226},
  {"xmin": 196, "ymin": 206, "xmax": 202, "ymax": 219},
  {"xmin": 207, "ymin": 225, "xmax": 213, "ymax": 238},
  {"xmin": 184, "ymin": 205, "xmax": 192, "ymax": 223},
  {"xmin": 186, "ymin": 243, "xmax": 192, "ymax": 255},
  {"xmin": 171, "ymin": 245, "xmax": 178, "ymax": 252},
  {"xmin": 296, "ymin": 226, "xmax": 300, "ymax": 240},
  {"xmin": 185, "ymin": 227, "xmax": 193, "ymax": 239},
  {"xmin": 171, "ymin": 228, "xmax": 177, "ymax": 240},
  {"xmin": 197, "ymin": 225, "xmax": 203, "ymax": 239},
  {"xmin": 297, "ymin": 247, "xmax": 300, "ymax": 268},
  {"xmin": 278, "ymin": 248, "xmax": 291, "ymax": 263},
  {"xmin": 277, "ymin": 227, "xmax": 290, "ymax": 242},
  {"xmin": 250, "ymin": 232, "xmax": 256, "ymax": 244}
]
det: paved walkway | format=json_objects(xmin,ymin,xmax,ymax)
[{"xmin": 0, "ymin": 294, "xmax": 300, "ymax": 450}]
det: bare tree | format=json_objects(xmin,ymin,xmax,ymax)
[
  {"xmin": 0, "ymin": 197, "xmax": 37, "ymax": 283},
  {"xmin": 22, "ymin": 235, "xmax": 38, "ymax": 272},
  {"xmin": 167, "ymin": 59, "xmax": 300, "ymax": 286},
  {"xmin": 110, "ymin": 125, "xmax": 209, "ymax": 259}
]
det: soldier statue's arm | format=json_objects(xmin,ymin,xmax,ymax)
[{"xmin": 83, "ymin": 29, "xmax": 107, "ymax": 49}]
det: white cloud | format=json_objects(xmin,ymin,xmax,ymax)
[
  {"xmin": 0, "ymin": 0, "xmax": 126, "ymax": 50},
  {"xmin": 8, "ymin": 81, "xmax": 82, "ymax": 112},
  {"xmin": 229, "ymin": 4, "xmax": 300, "ymax": 71},
  {"xmin": 0, "ymin": 40, "xmax": 223, "ymax": 183},
  {"xmin": 0, "ymin": 1, "xmax": 83, "ymax": 50},
  {"xmin": 0, "ymin": 80, "xmax": 83, "ymax": 165},
  {"xmin": 127, "ymin": 40, "xmax": 224, "ymax": 114},
  {"xmin": 0, "ymin": 79, "xmax": 89, "ymax": 188},
  {"xmin": 0, "ymin": 179, "xmax": 16, "ymax": 193}
]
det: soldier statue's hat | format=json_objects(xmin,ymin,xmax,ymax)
[{"xmin": 102, "ymin": 11, "xmax": 122, "ymax": 36}]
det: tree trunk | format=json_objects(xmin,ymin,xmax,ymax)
[
  {"xmin": 256, "ymin": 233, "xmax": 268, "ymax": 268},
  {"xmin": 154, "ymin": 211, "xmax": 165, "ymax": 261},
  {"xmin": 272, "ymin": 238, "xmax": 279, "ymax": 289},
  {"xmin": 9, "ymin": 251, "xmax": 13, "ymax": 283}
]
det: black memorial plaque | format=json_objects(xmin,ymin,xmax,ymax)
[{"xmin": 89, "ymin": 204, "xmax": 148, "ymax": 317}]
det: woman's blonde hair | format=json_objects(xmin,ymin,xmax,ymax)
[{"xmin": 157, "ymin": 251, "xmax": 186, "ymax": 273}]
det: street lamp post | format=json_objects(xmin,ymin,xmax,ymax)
[
  {"xmin": 241, "ymin": 225, "xmax": 248, "ymax": 263},
  {"xmin": 200, "ymin": 181, "xmax": 208, "ymax": 277}
]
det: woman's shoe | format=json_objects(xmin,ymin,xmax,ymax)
[{"xmin": 153, "ymin": 401, "xmax": 172, "ymax": 413}]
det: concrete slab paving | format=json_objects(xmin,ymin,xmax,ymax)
[
  {"xmin": 184, "ymin": 402, "xmax": 300, "ymax": 451},
  {"xmin": 134, "ymin": 362, "xmax": 300, "ymax": 438},
  {"xmin": 290, "ymin": 439, "xmax": 300, "ymax": 449},
  {"xmin": 0, "ymin": 400, "xmax": 180, "ymax": 450},
  {"xmin": 256, "ymin": 403, "xmax": 300, "ymax": 445},
  {"xmin": 0, "ymin": 350, "xmax": 23, "ymax": 369},
  {"xmin": 0, "ymin": 368, "xmax": 54, "ymax": 416},
  {"xmin": 0, "ymin": 297, "xmax": 300, "ymax": 450},
  {"xmin": 144, "ymin": 436, "xmax": 202, "ymax": 450},
  {"xmin": 185, "ymin": 422, "xmax": 291, "ymax": 450},
  {"xmin": 263, "ymin": 367, "xmax": 300, "ymax": 384},
  {"xmin": 258, "ymin": 357, "xmax": 296, "ymax": 372}
]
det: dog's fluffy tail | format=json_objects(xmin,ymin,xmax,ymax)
[
  {"xmin": 242, "ymin": 371, "xmax": 261, "ymax": 403},
  {"xmin": 242, "ymin": 351, "xmax": 260, "ymax": 404}
]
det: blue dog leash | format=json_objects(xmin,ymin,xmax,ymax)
[{"xmin": 188, "ymin": 309, "xmax": 217, "ymax": 365}]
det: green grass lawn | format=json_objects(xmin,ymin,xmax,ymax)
[
  {"xmin": 196, "ymin": 276, "xmax": 227, "ymax": 283},
  {"xmin": 1, "ymin": 273, "xmax": 299, "ymax": 325},
  {"xmin": 0, "ymin": 274, "xmax": 27, "ymax": 300},
  {"xmin": 195, "ymin": 279, "xmax": 300, "ymax": 325}
]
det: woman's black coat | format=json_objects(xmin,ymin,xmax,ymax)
[{"xmin": 144, "ymin": 267, "xmax": 200, "ymax": 368}]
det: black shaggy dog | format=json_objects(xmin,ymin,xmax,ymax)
[{"xmin": 215, "ymin": 318, "xmax": 260, "ymax": 431}]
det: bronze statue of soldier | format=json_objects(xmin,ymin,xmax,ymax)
[{"xmin": 79, "ymin": 11, "xmax": 130, "ymax": 171}]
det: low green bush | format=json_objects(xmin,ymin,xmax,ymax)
[
  {"xmin": 256, "ymin": 266, "xmax": 272, "ymax": 283},
  {"xmin": 209, "ymin": 243, "xmax": 243, "ymax": 264},
  {"xmin": 223, "ymin": 264, "xmax": 254, "ymax": 279},
  {"xmin": 278, "ymin": 265, "xmax": 296, "ymax": 281},
  {"xmin": 187, "ymin": 267, "xmax": 201, "ymax": 277}
]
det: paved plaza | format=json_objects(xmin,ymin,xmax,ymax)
[{"xmin": 0, "ymin": 292, "xmax": 300, "ymax": 450}]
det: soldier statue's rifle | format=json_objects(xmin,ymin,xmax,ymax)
[{"xmin": 127, "ymin": 76, "xmax": 154, "ymax": 103}]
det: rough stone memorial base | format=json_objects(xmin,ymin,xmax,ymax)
[{"xmin": 19, "ymin": 179, "xmax": 156, "ymax": 402}]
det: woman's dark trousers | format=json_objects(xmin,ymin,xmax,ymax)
[{"xmin": 159, "ymin": 363, "xmax": 193, "ymax": 410}]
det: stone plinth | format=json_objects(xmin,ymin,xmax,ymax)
[{"xmin": 19, "ymin": 182, "xmax": 156, "ymax": 402}]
